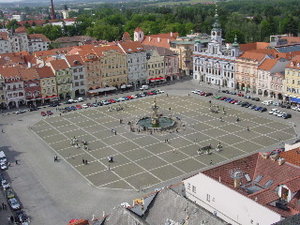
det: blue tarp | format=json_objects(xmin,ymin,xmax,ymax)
[{"xmin": 290, "ymin": 97, "xmax": 300, "ymax": 103}]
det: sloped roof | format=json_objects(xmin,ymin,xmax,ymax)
[
  {"xmin": 240, "ymin": 42, "xmax": 269, "ymax": 52},
  {"xmin": 36, "ymin": 66, "xmax": 55, "ymax": 79},
  {"xmin": 20, "ymin": 68, "xmax": 39, "ymax": 81},
  {"xmin": 55, "ymin": 35, "xmax": 96, "ymax": 43},
  {"xmin": 143, "ymin": 45, "xmax": 177, "ymax": 56},
  {"xmin": 28, "ymin": 34, "xmax": 50, "ymax": 42},
  {"xmin": 119, "ymin": 41, "xmax": 144, "ymax": 53},
  {"xmin": 49, "ymin": 59, "xmax": 69, "ymax": 71},
  {"xmin": 15, "ymin": 26, "xmax": 27, "ymax": 33},
  {"xmin": 65, "ymin": 55, "xmax": 84, "ymax": 67},
  {"xmin": 238, "ymin": 51, "xmax": 267, "ymax": 61},
  {"xmin": 0, "ymin": 32, "xmax": 9, "ymax": 40},
  {"xmin": 134, "ymin": 27, "xmax": 143, "ymax": 32},
  {"xmin": 280, "ymin": 147, "xmax": 300, "ymax": 167},
  {"xmin": 0, "ymin": 67, "xmax": 22, "ymax": 78},
  {"xmin": 203, "ymin": 153, "xmax": 300, "ymax": 217},
  {"xmin": 258, "ymin": 58, "xmax": 278, "ymax": 71},
  {"xmin": 141, "ymin": 32, "xmax": 178, "ymax": 49}
]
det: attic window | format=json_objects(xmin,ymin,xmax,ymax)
[{"xmin": 128, "ymin": 49, "xmax": 132, "ymax": 51}]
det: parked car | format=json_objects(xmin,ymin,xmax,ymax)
[
  {"xmin": 259, "ymin": 107, "xmax": 267, "ymax": 112},
  {"xmin": 70, "ymin": 106, "xmax": 77, "ymax": 111},
  {"xmin": 16, "ymin": 211, "xmax": 30, "ymax": 224},
  {"xmin": 204, "ymin": 92, "xmax": 213, "ymax": 97},
  {"xmin": 220, "ymin": 97, "xmax": 227, "ymax": 100},
  {"xmin": 77, "ymin": 97, "xmax": 84, "ymax": 102},
  {"xmin": 282, "ymin": 113, "xmax": 292, "ymax": 119},
  {"xmin": 237, "ymin": 93, "xmax": 244, "ymax": 97},
  {"xmin": 1, "ymin": 179, "xmax": 10, "ymax": 190},
  {"xmin": 0, "ymin": 161, "xmax": 7, "ymax": 170},
  {"xmin": 262, "ymin": 100, "xmax": 273, "ymax": 105},
  {"xmin": 76, "ymin": 105, "xmax": 82, "ymax": 109},
  {"xmin": 5, "ymin": 188, "xmax": 15, "ymax": 199},
  {"xmin": 281, "ymin": 104, "xmax": 291, "ymax": 109},
  {"xmin": 250, "ymin": 105, "xmax": 257, "ymax": 110},
  {"xmin": 50, "ymin": 102, "xmax": 60, "ymax": 107},
  {"xmin": 252, "ymin": 97, "xmax": 260, "ymax": 101},
  {"xmin": 8, "ymin": 198, "xmax": 21, "ymax": 210},
  {"xmin": 255, "ymin": 106, "xmax": 262, "ymax": 111},
  {"xmin": 68, "ymin": 99, "xmax": 77, "ymax": 103},
  {"xmin": 269, "ymin": 108, "xmax": 278, "ymax": 114},
  {"xmin": 82, "ymin": 104, "xmax": 88, "ymax": 109},
  {"xmin": 29, "ymin": 107, "xmax": 39, "ymax": 111},
  {"xmin": 46, "ymin": 111, "xmax": 53, "ymax": 115},
  {"xmin": 40, "ymin": 111, "xmax": 47, "ymax": 117}
]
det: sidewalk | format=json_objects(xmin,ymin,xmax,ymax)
[{"xmin": 0, "ymin": 184, "xmax": 14, "ymax": 225}]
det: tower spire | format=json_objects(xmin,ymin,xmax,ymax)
[
  {"xmin": 50, "ymin": 0, "xmax": 56, "ymax": 19},
  {"xmin": 213, "ymin": 7, "xmax": 220, "ymax": 29}
]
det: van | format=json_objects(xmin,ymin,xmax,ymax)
[
  {"xmin": 140, "ymin": 85, "xmax": 149, "ymax": 90},
  {"xmin": 262, "ymin": 100, "xmax": 273, "ymax": 106},
  {"xmin": 0, "ymin": 151, "xmax": 7, "ymax": 163}
]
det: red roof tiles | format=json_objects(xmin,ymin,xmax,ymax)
[
  {"xmin": 280, "ymin": 147, "xmax": 300, "ymax": 167},
  {"xmin": 49, "ymin": 59, "xmax": 68, "ymax": 71},
  {"xmin": 141, "ymin": 32, "xmax": 178, "ymax": 49},
  {"xmin": 36, "ymin": 66, "xmax": 55, "ymax": 79},
  {"xmin": 258, "ymin": 58, "xmax": 278, "ymax": 71}
]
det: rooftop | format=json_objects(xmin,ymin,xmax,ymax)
[
  {"xmin": 49, "ymin": 59, "xmax": 69, "ymax": 71},
  {"xmin": 280, "ymin": 147, "xmax": 300, "ymax": 167},
  {"xmin": 258, "ymin": 58, "xmax": 278, "ymax": 71},
  {"xmin": 203, "ymin": 153, "xmax": 300, "ymax": 217}
]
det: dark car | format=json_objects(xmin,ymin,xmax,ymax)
[
  {"xmin": 70, "ymin": 106, "xmax": 77, "ymax": 111},
  {"xmin": 50, "ymin": 102, "xmax": 60, "ymax": 107},
  {"xmin": 40, "ymin": 111, "xmax": 47, "ymax": 116},
  {"xmin": 281, "ymin": 104, "xmax": 291, "ymax": 109},
  {"xmin": 282, "ymin": 113, "xmax": 292, "ymax": 119},
  {"xmin": 29, "ymin": 107, "xmax": 39, "ymax": 111},
  {"xmin": 252, "ymin": 97, "xmax": 260, "ymax": 101},
  {"xmin": 259, "ymin": 107, "xmax": 267, "ymax": 112},
  {"xmin": 47, "ymin": 110, "xmax": 53, "ymax": 115},
  {"xmin": 241, "ymin": 102, "xmax": 249, "ymax": 107},
  {"xmin": 204, "ymin": 92, "xmax": 213, "ymax": 97},
  {"xmin": 250, "ymin": 105, "xmax": 257, "ymax": 110},
  {"xmin": 255, "ymin": 106, "xmax": 262, "ymax": 111}
]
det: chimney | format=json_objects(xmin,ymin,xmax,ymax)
[
  {"xmin": 167, "ymin": 39, "xmax": 170, "ymax": 43},
  {"xmin": 278, "ymin": 157, "xmax": 285, "ymax": 165},
  {"xmin": 148, "ymin": 37, "xmax": 151, "ymax": 42},
  {"xmin": 218, "ymin": 176, "xmax": 221, "ymax": 183},
  {"xmin": 157, "ymin": 37, "xmax": 161, "ymax": 42},
  {"xmin": 261, "ymin": 152, "xmax": 270, "ymax": 159},
  {"xmin": 170, "ymin": 32, "xmax": 173, "ymax": 37},
  {"xmin": 233, "ymin": 178, "xmax": 241, "ymax": 188},
  {"xmin": 270, "ymin": 153, "xmax": 279, "ymax": 161}
]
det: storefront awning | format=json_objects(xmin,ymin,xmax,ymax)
[
  {"xmin": 43, "ymin": 95, "xmax": 58, "ymax": 99},
  {"xmin": 148, "ymin": 77, "xmax": 165, "ymax": 82},
  {"xmin": 88, "ymin": 87, "xmax": 117, "ymax": 94},
  {"xmin": 290, "ymin": 97, "xmax": 300, "ymax": 103}
]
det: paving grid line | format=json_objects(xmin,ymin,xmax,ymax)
[
  {"xmin": 76, "ymin": 109, "xmax": 184, "ymax": 183},
  {"xmin": 42, "ymin": 117, "xmax": 138, "ymax": 190},
  {"xmin": 33, "ymin": 94, "xmax": 296, "ymax": 191},
  {"xmin": 59, "ymin": 114, "xmax": 151, "ymax": 190}
]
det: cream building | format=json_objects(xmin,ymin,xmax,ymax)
[
  {"xmin": 36, "ymin": 66, "xmax": 57, "ymax": 102},
  {"xmin": 0, "ymin": 75, "xmax": 5, "ymax": 109},
  {"xmin": 284, "ymin": 55, "xmax": 300, "ymax": 103},
  {"xmin": 143, "ymin": 46, "xmax": 165, "ymax": 83}
]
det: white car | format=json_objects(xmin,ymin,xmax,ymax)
[
  {"xmin": 8, "ymin": 198, "xmax": 21, "ymax": 210},
  {"xmin": 273, "ymin": 110, "xmax": 281, "ymax": 116},
  {"xmin": 273, "ymin": 101, "xmax": 280, "ymax": 106},
  {"xmin": 1, "ymin": 179, "xmax": 10, "ymax": 190},
  {"xmin": 77, "ymin": 97, "xmax": 84, "ymax": 102},
  {"xmin": 157, "ymin": 90, "xmax": 165, "ymax": 94},
  {"xmin": 262, "ymin": 100, "xmax": 273, "ymax": 106},
  {"xmin": 0, "ymin": 161, "xmax": 7, "ymax": 170},
  {"xmin": 191, "ymin": 90, "xmax": 201, "ymax": 94},
  {"xmin": 269, "ymin": 108, "xmax": 277, "ymax": 115},
  {"xmin": 68, "ymin": 99, "xmax": 78, "ymax": 103},
  {"xmin": 277, "ymin": 112, "xmax": 284, "ymax": 117},
  {"xmin": 82, "ymin": 104, "xmax": 88, "ymax": 109}
]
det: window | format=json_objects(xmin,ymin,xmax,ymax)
[
  {"xmin": 192, "ymin": 185, "xmax": 196, "ymax": 193},
  {"xmin": 206, "ymin": 194, "xmax": 210, "ymax": 202},
  {"xmin": 187, "ymin": 183, "xmax": 191, "ymax": 190}
]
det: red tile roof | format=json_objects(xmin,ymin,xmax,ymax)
[
  {"xmin": 28, "ymin": 34, "xmax": 50, "ymax": 42},
  {"xmin": 65, "ymin": 55, "xmax": 84, "ymax": 67},
  {"xmin": 49, "ymin": 59, "xmax": 69, "ymax": 71},
  {"xmin": 238, "ymin": 51, "xmax": 267, "ymax": 62},
  {"xmin": 36, "ymin": 66, "xmax": 55, "ymax": 79},
  {"xmin": 280, "ymin": 147, "xmax": 300, "ymax": 167},
  {"xmin": 258, "ymin": 58, "xmax": 278, "ymax": 71},
  {"xmin": 141, "ymin": 32, "xmax": 178, "ymax": 49},
  {"xmin": 0, "ymin": 32, "xmax": 9, "ymax": 41},
  {"xmin": 240, "ymin": 42, "xmax": 269, "ymax": 52},
  {"xmin": 203, "ymin": 153, "xmax": 300, "ymax": 217},
  {"xmin": 20, "ymin": 68, "xmax": 39, "ymax": 81},
  {"xmin": 134, "ymin": 27, "xmax": 143, "ymax": 32},
  {"xmin": 0, "ymin": 67, "xmax": 21, "ymax": 79},
  {"xmin": 15, "ymin": 26, "xmax": 27, "ymax": 33},
  {"xmin": 119, "ymin": 41, "xmax": 145, "ymax": 53}
]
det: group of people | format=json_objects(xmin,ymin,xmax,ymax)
[{"xmin": 70, "ymin": 136, "xmax": 89, "ymax": 150}]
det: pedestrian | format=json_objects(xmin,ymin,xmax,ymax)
[
  {"xmin": 82, "ymin": 158, "xmax": 85, "ymax": 164},
  {"xmin": 10, "ymin": 215, "xmax": 14, "ymax": 223},
  {"xmin": 114, "ymin": 130, "xmax": 117, "ymax": 135},
  {"xmin": 59, "ymin": 113, "xmax": 61, "ymax": 116},
  {"xmin": 166, "ymin": 93, "xmax": 169, "ymax": 97},
  {"xmin": 1, "ymin": 129, "xmax": 4, "ymax": 133},
  {"xmin": 85, "ymin": 159, "xmax": 88, "ymax": 165},
  {"xmin": 210, "ymin": 160, "xmax": 213, "ymax": 165},
  {"xmin": 2, "ymin": 202, "xmax": 5, "ymax": 210},
  {"xmin": 15, "ymin": 160, "xmax": 18, "ymax": 165},
  {"xmin": 247, "ymin": 126, "xmax": 250, "ymax": 131},
  {"xmin": 236, "ymin": 117, "xmax": 240, "ymax": 122},
  {"xmin": 4, "ymin": 203, "xmax": 7, "ymax": 210},
  {"xmin": 209, "ymin": 100, "xmax": 211, "ymax": 104}
]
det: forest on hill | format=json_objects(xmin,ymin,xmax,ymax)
[{"xmin": 6, "ymin": 0, "xmax": 300, "ymax": 43}]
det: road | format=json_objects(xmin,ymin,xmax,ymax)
[{"xmin": 0, "ymin": 80, "xmax": 299, "ymax": 225}]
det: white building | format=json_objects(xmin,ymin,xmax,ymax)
[
  {"xmin": 193, "ymin": 9, "xmax": 240, "ymax": 89},
  {"xmin": 183, "ymin": 153, "xmax": 300, "ymax": 225},
  {"xmin": 118, "ymin": 41, "xmax": 148, "ymax": 87},
  {"xmin": 65, "ymin": 55, "xmax": 86, "ymax": 97},
  {"xmin": 0, "ymin": 27, "xmax": 50, "ymax": 54}
]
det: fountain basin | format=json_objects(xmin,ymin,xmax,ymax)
[{"xmin": 137, "ymin": 116, "xmax": 176, "ymax": 130}]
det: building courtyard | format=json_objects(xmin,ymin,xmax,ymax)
[{"xmin": 31, "ymin": 95, "xmax": 296, "ymax": 191}]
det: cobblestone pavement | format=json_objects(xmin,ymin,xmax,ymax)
[{"xmin": 0, "ymin": 80, "xmax": 299, "ymax": 225}]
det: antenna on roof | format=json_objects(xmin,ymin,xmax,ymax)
[{"xmin": 229, "ymin": 168, "xmax": 244, "ymax": 189}]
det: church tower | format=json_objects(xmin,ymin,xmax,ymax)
[
  {"xmin": 134, "ymin": 27, "xmax": 144, "ymax": 42},
  {"xmin": 211, "ymin": 8, "xmax": 222, "ymax": 44},
  {"xmin": 231, "ymin": 35, "xmax": 240, "ymax": 57}
]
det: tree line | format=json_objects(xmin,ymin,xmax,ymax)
[{"xmin": 5, "ymin": 0, "xmax": 300, "ymax": 43}]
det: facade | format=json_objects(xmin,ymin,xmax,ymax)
[
  {"xmin": 118, "ymin": 41, "xmax": 148, "ymax": 87},
  {"xmin": 143, "ymin": 46, "xmax": 165, "ymax": 83},
  {"xmin": 93, "ymin": 46, "xmax": 128, "ymax": 89},
  {"xmin": 65, "ymin": 55, "xmax": 86, "ymax": 97},
  {"xmin": 170, "ymin": 33, "xmax": 210, "ymax": 76},
  {"xmin": 0, "ymin": 67, "xmax": 25, "ymax": 109},
  {"xmin": 284, "ymin": 55, "xmax": 300, "ymax": 103},
  {"xmin": 48, "ymin": 59, "xmax": 72, "ymax": 99},
  {"xmin": 21, "ymin": 68, "xmax": 42, "ymax": 106},
  {"xmin": 235, "ymin": 51, "xmax": 267, "ymax": 93},
  {"xmin": 80, "ymin": 52, "xmax": 101, "ymax": 91},
  {"xmin": 257, "ymin": 58, "xmax": 289, "ymax": 99},
  {"xmin": 183, "ymin": 153, "xmax": 300, "ymax": 225},
  {"xmin": 0, "ymin": 28, "xmax": 49, "ymax": 54},
  {"xmin": 0, "ymin": 75, "xmax": 5, "ymax": 109},
  {"xmin": 36, "ymin": 66, "xmax": 58, "ymax": 102},
  {"xmin": 193, "ymin": 10, "xmax": 240, "ymax": 89},
  {"xmin": 54, "ymin": 36, "xmax": 96, "ymax": 48}
]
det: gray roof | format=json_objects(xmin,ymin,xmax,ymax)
[
  {"xmin": 275, "ymin": 45, "xmax": 300, "ymax": 53},
  {"xmin": 103, "ymin": 206, "xmax": 149, "ymax": 225},
  {"xmin": 144, "ymin": 188, "xmax": 227, "ymax": 225},
  {"xmin": 273, "ymin": 214, "xmax": 300, "ymax": 225},
  {"xmin": 142, "ymin": 45, "xmax": 177, "ymax": 56}
]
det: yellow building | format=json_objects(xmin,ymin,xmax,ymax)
[
  {"xmin": 36, "ymin": 66, "xmax": 58, "ymax": 102},
  {"xmin": 0, "ymin": 75, "xmax": 5, "ymax": 108},
  {"xmin": 284, "ymin": 56, "xmax": 300, "ymax": 103},
  {"xmin": 94, "ymin": 46, "xmax": 128, "ymax": 88}
]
